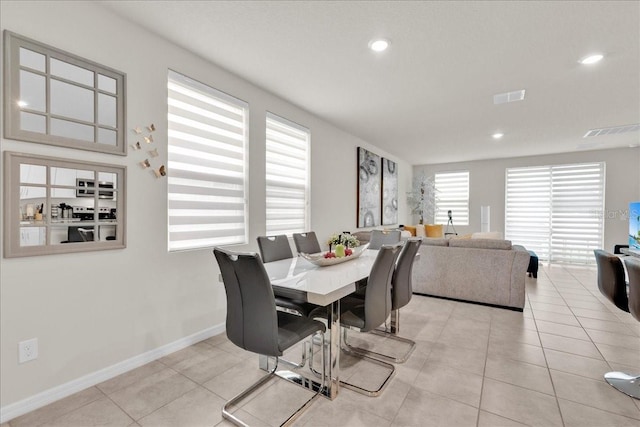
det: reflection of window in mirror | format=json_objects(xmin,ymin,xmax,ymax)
[
  {"xmin": 4, "ymin": 152, "xmax": 126, "ymax": 257},
  {"xmin": 4, "ymin": 31, "xmax": 126, "ymax": 155}
]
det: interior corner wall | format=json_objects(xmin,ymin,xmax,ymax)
[
  {"xmin": 413, "ymin": 147, "xmax": 640, "ymax": 253},
  {"xmin": 0, "ymin": 1, "xmax": 410, "ymax": 413}
]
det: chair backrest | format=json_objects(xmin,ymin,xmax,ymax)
[
  {"xmin": 257, "ymin": 235, "xmax": 293, "ymax": 263},
  {"xmin": 293, "ymin": 232, "xmax": 321, "ymax": 254},
  {"xmin": 363, "ymin": 243, "xmax": 402, "ymax": 331},
  {"xmin": 368, "ymin": 230, "xmax": 401, "ymax": 250},
  {"xmin": 392, "ymin": 238, "xmax": 422, "ymax": 310},
  {"xmin": 593, "ymin": 250, "xmax": 629, "ymax": 313},
  {"xmin": 78, "ymin": 228, "xmax": 94, "ymax": 242},
  {"xmin": 213, "ymin": 248, "xmax": 281, "ymax": 356},
  {"xmin": 623, "ymin": 257, "xmax": 640, "ymax": 322}
]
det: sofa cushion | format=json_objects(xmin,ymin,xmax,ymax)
[
  {"xmin": 421, "ymin": 238, "xmax": 449, "ymax": 247},
  {"xmin": 472, "ymin": 232, "xmax": 504, "ymax": 240},
  {"xmin": 449, "ymin": 238, "xmax": 512, "ymax": 250}
]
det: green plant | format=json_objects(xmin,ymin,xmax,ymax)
[{"xmin": 327, "ymin": 233, "xmax": 360, "ymax": 248}]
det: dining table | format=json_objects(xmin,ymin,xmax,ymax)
[{"xmin": 261, "ymin": 249, "xmax": 379, "ymax": 400}]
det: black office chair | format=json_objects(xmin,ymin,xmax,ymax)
[
  {"xmin": 368, "ymin": 229, "xmax": 401, "ymax": 250},
  {"xmin": 310, "ymin": 243, "xmax": 402, "ymax": 396},
  {"xmin": 77, "ymin": 228, "xmax": 95, "ymax": 242},
  {"xmin": 293, "ymin": 232, "xmax": 322, "ymax": 254},
  {"xmin": 213, "ymin": 248, "xmax": 326, "ymax": 426},
  {"xmin": 344, "ymin": 238, "xmax": 422, "ymax": 363},
  {"xmin": 593, "ymin": 250, "xmax": 639, "ymax": 399},
  {"xmin": 257, "ymin": 235, "xmax": 315, "ymax": 317}
]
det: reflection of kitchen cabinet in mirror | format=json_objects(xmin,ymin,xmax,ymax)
[
  {"xmin": 3, "ymin": 31, "xmax": 126, "ymax": 155},
  {"xmin": 4, "ymin": 152, "xmax": 126, "ymax": 258}
]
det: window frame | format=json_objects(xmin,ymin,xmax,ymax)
[
  {"xmin": 167, "ymin": 70, "xmax": 249, "ymax": 251},
  {"xmin": 434, "ymin": 170, "xmax": 470, "ymax": 226},
  {"xmin": 265, "ymin": 112, "xmax": 310, "ymax": 236},
  {"xmin": 505, "ymin": 162, "xmax": 605, "ymax": 265}
]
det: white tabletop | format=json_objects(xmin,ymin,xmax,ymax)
[{"xmin": 264, "ymin": 250, "xmax": 378, "ymax": 306}]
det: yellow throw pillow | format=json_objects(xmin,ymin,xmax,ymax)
[
  {"xmin": 404, "ymin": 226, "xmax": 417, "ymax": 236},
  {"xmin": 425, "ymin": 224, "xmax": 444, "ymax": 238}
]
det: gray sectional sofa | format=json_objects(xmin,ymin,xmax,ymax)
[{"xmin": 411, "ymin": 238, "xmax": 530, "ymax": 310}]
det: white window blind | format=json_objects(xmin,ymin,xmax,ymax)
[
  {"xmin": 167, "ymin": 70, "xmax": 248, "ymax": 251},
  {"xmin": 435, "ymin": 171, "xmax": 469, "ymax": 225},
  {"xmin": 505, "ymin": 162, "xmax": 604, "ymax": 265},
  {"xmin": 505, "ymin": 166, "xmax": 552, "ymax": 261},
  {"xmin": 265, "ymin": 113, "xmax": 310, "ymax": 236},
  {"xmin": 550, "ymin": 163, "xmax": 605, "ymax": 264}
]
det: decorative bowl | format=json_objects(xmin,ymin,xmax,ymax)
[{"xmin": 299, "ymin": 244, "xmax": 369, "ymax": 267}]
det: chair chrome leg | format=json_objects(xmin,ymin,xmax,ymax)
[
  {"xmin": 223, "ymin": 332, "xmax": 326, "ymax": 427},
  {"xmin": 339, "ymin": 328, "xmax": 395, "ymax": 397},
  {"xmin": 604, "ymin": 371, "xmax": 640, "ymax": 399},
  {"xmin": 345, "ymin": 311, "xmax": 416, "ymax": 364}
]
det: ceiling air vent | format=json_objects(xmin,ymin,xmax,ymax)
[
  {"xmin": 493, "ymin": 90, "xmax": 526, "ymax": 105},
  {"xmin": 583, "ymin": 124, "xmax": 640, "ymax": 138}
]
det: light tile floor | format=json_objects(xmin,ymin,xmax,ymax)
[{"xmin": 5, "ymin": 264, "xmax": 640, "ymax": 426}]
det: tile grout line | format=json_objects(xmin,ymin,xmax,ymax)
[{"xmin": 529, "ymin": 266, "xmax": 567, "ymax": 426}]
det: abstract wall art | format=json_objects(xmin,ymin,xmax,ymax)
[
  {"xmin": 381, "ymin": 157, "xmax": 398, "ymax": 225},
  {"xmin": 357, "ymin": 147, "xmax": 381, "ymax": 228}
]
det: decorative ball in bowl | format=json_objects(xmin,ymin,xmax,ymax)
[{"xmin": 299, "ymin": 243, "xmax": 370, "ymax": 267}]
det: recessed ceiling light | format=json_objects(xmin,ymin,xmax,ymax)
[
  {"xmin": 492, "ymin": 133, "xmax": 504, "ymax": 140},
  {"xmin": 17, "ymin": 100, "xmax": 28, "ymax": 108},
  {"xmin": 369, "ymin": 38, "xmax": 390, "ymax": 52},
  {"xmin": 580, "ymin": 54, "xmax": 604, "ymax": 65}
]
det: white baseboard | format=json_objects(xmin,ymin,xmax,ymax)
[{"xmin": 0, "ymin": 323, "xmax": 225, "ymax": 424}]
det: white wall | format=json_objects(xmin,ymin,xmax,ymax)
[
  {"xmin": 414, "ymin": 147, "xmax": 640, "ymax": 252},
  {"xmin": 0, "ymin": 1, "xmax": 410, "ymax": 414}
]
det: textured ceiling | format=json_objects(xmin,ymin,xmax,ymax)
[{"xmin": 102, "ymin": 1, "xmax": 640, "ymax": 165}]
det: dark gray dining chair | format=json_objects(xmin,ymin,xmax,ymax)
[
  {"xmin": 344, "ymin": 238, "xmax": 422, "ymax": 363},
  {"xmin": 257, "ymin": 235, "xmax": 293, "ymax": 263},
  {"xmin": 293, "ymin": 232, "xmax": 322, "ymax": 254},
  {"xmin": 310, "ymin": 243, "xmax": 402, "ymax": 396},
  {"xmin": 625, "ymin": 257, "xmax": 640, "ymax": 321},
  {"xmin": 257, "ymin": 235, "xmax": 315, "ymax": 317},
  {"xmin": 368, "ymin": 229, "xmax": 401, "ymax": 250},
  {"xmin": 594, "ymin": 249, "xmax": 629, "ymax": 312},
  {"xmin": 214, "ymin": 247, "xmax": 326, "ymax": 426},
  {"xmin": 593, "ymin": 250, "xmax": 639, "ymax": 399}
]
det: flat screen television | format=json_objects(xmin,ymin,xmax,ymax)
[{"xmin": 630, "ymin": 201, "xmax": 640, "ymax": 250}]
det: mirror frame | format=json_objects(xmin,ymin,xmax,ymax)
[
  {"xmin": 3, "ymin": 151, "xmax": 127, "ymax": 258},
  {"xmin": 3, "ymin": 31, "xmax": 127, "ymax": 155}
]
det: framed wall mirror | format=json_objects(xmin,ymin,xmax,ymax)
[
  {"xmin": 3, "ymin": 152, "xmax": 126, "ymax": 258},
  {"xmin": 3, "ymin": 31, "xmax": 127, "ymax": 155}
]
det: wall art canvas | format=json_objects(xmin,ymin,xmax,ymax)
[
  {"xmin": 381, "ymin": 158, "xmax": 398, "ymax": 225},
  {"xmin": 357, "ymin": 147, "xmax": 381, "ymax": 228}
]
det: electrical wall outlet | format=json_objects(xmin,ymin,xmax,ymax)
[{"xmin": 18, "ymin": 338, "xmax": 38, "ymax": 363}]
